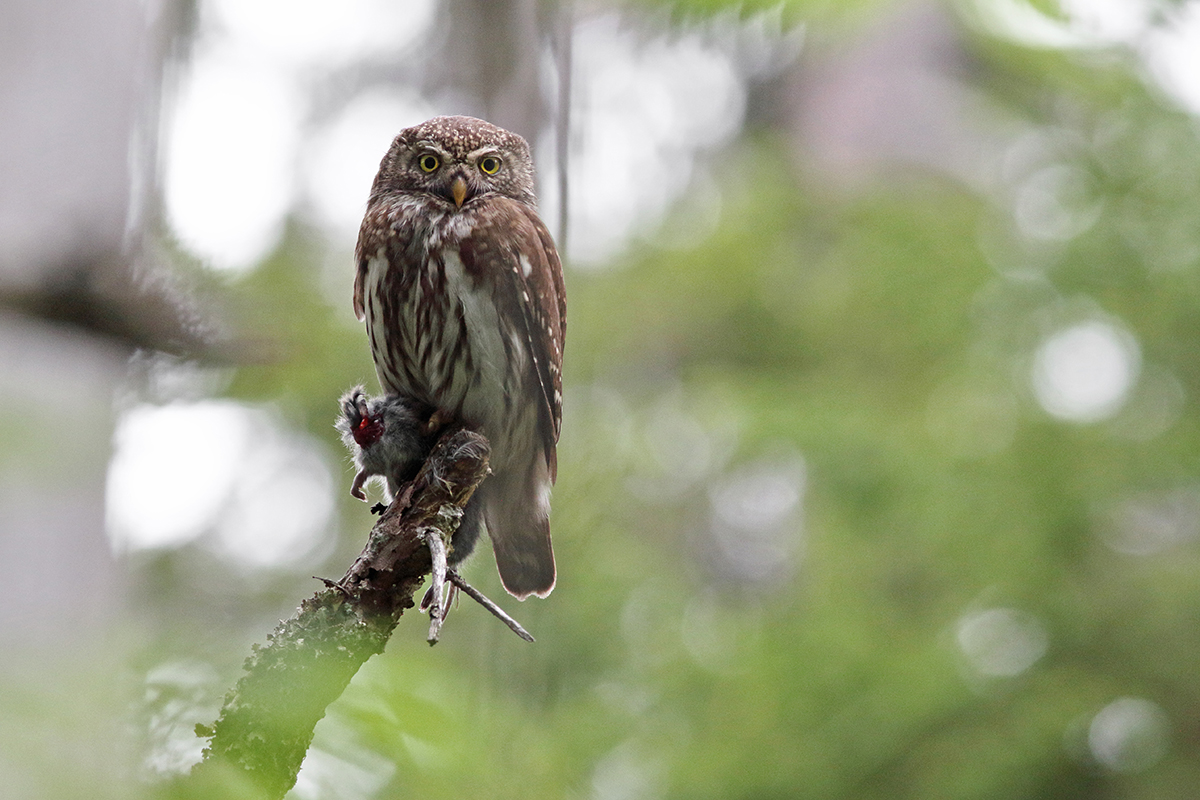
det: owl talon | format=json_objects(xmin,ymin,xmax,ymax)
[
  {"xmin": 422, "ymin": 409, "xmax": 451, "ymax": 436},
  {"xmin": 419, "ymin": 580, "xmax": 459, "ymax": 614}
]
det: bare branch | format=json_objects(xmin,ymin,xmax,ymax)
[
  {"xmin": 449, "ymin": 569, "xmax": 536, "ymax": 643},
  {"xmin": 424, "ymin": 527, "xmax": 450, "ymax": 644},
  {"xmin": 186, "ymin": 426, "xmax": 490, "ymax": 799}
]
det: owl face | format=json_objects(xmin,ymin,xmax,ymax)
[{"xmin": 370, "ymin": 115, "xmax": 538, "ymax": 211}]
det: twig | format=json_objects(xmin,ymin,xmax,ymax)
[
  {"xmin": 448, "ymin": 569, "xmax": 536, "ymax": 643},
  {"xmin": 424, "ymin": 527, "xmax": 448, "ymax": 644}
]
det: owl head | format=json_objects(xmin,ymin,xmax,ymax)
[{"xmin": 370, "ymin": 115, "xmax": 538, "ymax": 211}]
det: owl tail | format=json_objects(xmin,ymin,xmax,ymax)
[{"xmin": 483, "ymin": 453, "xmax": 556, "ymax": 600}]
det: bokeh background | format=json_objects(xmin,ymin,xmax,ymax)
[{"xmin": 3, "ymin": 0, "xmax": 1200, "ymax": 797}]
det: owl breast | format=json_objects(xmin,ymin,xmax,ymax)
[{"xmin": 361, "ymin": 198, "xmax": 536, "ymax": 470}]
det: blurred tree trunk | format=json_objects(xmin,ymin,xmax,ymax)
[
  {"xmin": 770, "ymin": 1, "xmax": 1000, "ymax": 187},
  {"xmin": 426, "ymin": 0, "xmax": 571, "ymax": 242},
  {"xmin": 429, "ymin": 0, "xmax": 549, "ymax": 144},
  {"xmin": 0, "ymin": 0, "xmax": 184, "ymax": 795}
]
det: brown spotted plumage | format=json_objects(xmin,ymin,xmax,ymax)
[{"xmin": 354, "ymin": 116, "xmax": 565, "ymax": 599}]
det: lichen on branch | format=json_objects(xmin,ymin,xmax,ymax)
[{"xmin": 186, "ymin": 426, "xmax": 490, "ymax": 800}]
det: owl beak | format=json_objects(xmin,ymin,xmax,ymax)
[{"xmin": 450, "ymin": 176, "xmax": 468, "ymax": 209}]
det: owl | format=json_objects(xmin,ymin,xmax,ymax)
[{"xmin": 354, "ymin": 116, "xmax": 565, "ymax": 600}]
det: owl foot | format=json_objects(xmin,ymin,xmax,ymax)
[
  {"xmin": 420, "ymin": 580, "xmax": 459, "ymax": 622},
  {"xmin": 422, "ymin": 408, "xmax": 452, "ymax": 436}
]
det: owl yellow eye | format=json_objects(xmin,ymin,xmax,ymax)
[
  {"xmin": 479, "ymin": 155, "xmax": 501, "ymax": 175},
  {"xmin": 418, "ymin": 154, "xmax": 440, "ymax": 173}
]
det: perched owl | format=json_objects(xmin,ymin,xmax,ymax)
[{"xmin": 354, "ymin": 115, "xmax": 566, "ymax": 600}]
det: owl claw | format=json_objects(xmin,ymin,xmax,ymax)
[
  {"xmin": 423, "ymin": 409, "xmax": 451, "ymax": 436},
  {"xmin": 420, "ymin": 580, "xmax": 459, "ymax": 614}
]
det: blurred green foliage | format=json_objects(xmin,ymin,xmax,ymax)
[{"xmin": 136, "ymin": 6, "xmax": 1200, "ymax": 800}]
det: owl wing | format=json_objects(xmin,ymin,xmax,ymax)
[
  {"xmin": 506, "ymin": 203, "xmax": 565, "ymax": 481},
  {"xmin": 353, "ymin": 262, "xmax": 367, "ymax": 321},
  {"xmin": 458, "ymin": 199, "xmax": 565, "ymax": 482},
  {"xmin": 352, "ymin": 207, "xmax": 380, "ymax": 321}
]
